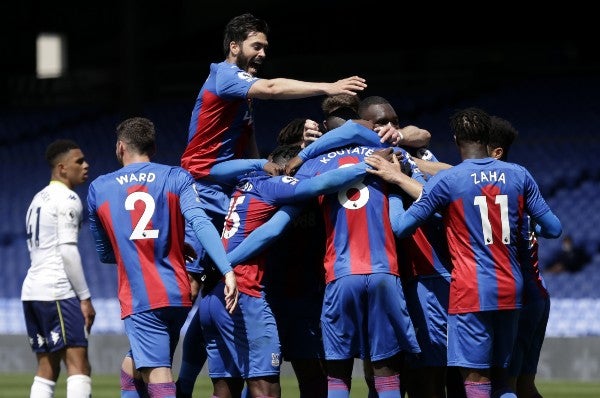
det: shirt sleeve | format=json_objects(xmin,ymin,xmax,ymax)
[
  {"xmin": 226, "ymin": 205, "xmax": 302, "ymax": 265},
  {"xmin": 183, "ymin": 206, "xmax": 233, "ymax": 275},
  {"xmin": 298, "ymin": 120, "xmax": 384, "ymax": 160},
  {"xmin": 262, "ymin": 162, "xmax": 371, "ymax": 206},
  {"xmin": 60, "ymin": 243, "xmax": 91, "ymax": 300},
  {"xmin": 87, "ymin": 182, "xmax": 117, "ymax": 263},
  {"xmin": 209, "ymin": 159, "xmax": 268, "ymax": 185}
]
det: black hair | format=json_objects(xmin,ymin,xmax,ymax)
[
  {"xmin": 116, "ymin": 117, "xmax": 157, "ymax": 157},
  {"xmin": 489, "ymin": 116, "xmax": 519, "ymax": 160},
  {"xmin": 268, "ymin": 144, "xmax": 302, "ymax": 166},
  {"xmin": 45, "ymin": 139, "xmax": 80, "ymax": 168},
  {"xmin": 449, "ymin": 107, "xmax": 491, "ymax": 145},
  {"xmin": 277, "ymin": 118, "xmax": 306, "ymax": 146},
  {"xmin": 223, "ymin": 13, "xmax": 269, "ymax": 57},
  {"xmin": 321, "ymin": 94, "xmax": 360, "ymax": 116}
]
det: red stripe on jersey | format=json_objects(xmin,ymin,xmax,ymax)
[
  {"xmin": 97, "ymin": 201, "xmax": 134, "ymax": 318},
  {"xmin": 445, "ymin": 198, "xmax": 481, "ymax": 314},
  {"xmin": 337, "ymin": 156, "xmax": 373, "ymax": 275},
  {"xmin": 167, "ymin": 192, "xmax": 191, "ymax": 304},
  {"xmin": 181, "ymin": 91, "xmax": 242, "ymax": 179},
  {"xmin": 345, "ymin": 192, "xmax": 373, "ymax": 274},
  {"xmin": 127, "ymin": 186, "xmax": 169, "ymax": 310},
  {"xmin": 321, "ymin": 198, "xmax": 338, "ymax": 282},
  {"xmin": 482, "ymin": 185, "xmax": 517, "ymax": 309}
]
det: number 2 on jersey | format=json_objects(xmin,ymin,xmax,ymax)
[{"xmin": 125, "ymin": 191, "xmax": 159, "ymax": 240}]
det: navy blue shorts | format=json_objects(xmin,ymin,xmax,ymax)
[{"xmin": 23, "ymin": 297, "xmax": 88, "ymax": 353}]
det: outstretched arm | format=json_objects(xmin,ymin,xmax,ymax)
[
  {"xmin": 295, "ymin": 120, "xmax": 379, "ymax": 161},
  {"xmin": 227, "ymin": 205, "xmax": 302, "ymax": 265},
  {"xmin": 292, "ymin": 162, "xmax": 371, "ymax": 201},
  {"xmin": 209, "ymin": 159, "xmax": 269, "ymax": 185},
  {"xmin": 248, "ymin": 76, "xmax": 367, "ymax": 100}
]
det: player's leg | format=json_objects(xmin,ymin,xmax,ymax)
[
  {"xmin": 321, "ymin": 276, "xmax": 368, "ymax": 398},
  {"xmin": 326, "ymin": 359, "xmax": 355, "ymax": 398},
  {"xmin": 290, "ymin": 359, "xmax": 328, "ymax": 398},
  {"xmin": 243, "ymin": 294, "xmax": 281, "ymax": 397},
  {"xmin": 368, "ymin": 274, "xmax": 420, "ymax": 398},
  {"xmin": 176, "ymin": 304, "xmax": 207, "ymax": 398},
  {"xmin": 120, "ymin": 353, "xmax": 148, "ymax": 398},
  {"xmin": 31, "ymin": 352, "xmax": 61, "ymax": 398},
  {"xmin": 23, "ymin": 300, "xmax": 66, "ymax": 397},
  {"xmin": 59, "ymin": 297, "xmax": 92, "ymax": 398},
  {"xmin": 489, "ymin": 310, "xmax": 519, "ymax": 398},
  {"xmin": 125, "ymin": 307, "xmax": 189, "ymax": 396}
]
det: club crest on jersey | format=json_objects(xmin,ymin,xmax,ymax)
[
  {"xmin": 237, "ymin": 71, "xmax": 255, "ymax": 82},
  {"xmin": 240, "ymin": 181, "xmax": 254, "ymax": 191},
  {"xmin": 280, "ymin": 176, "xmax": 299, "ymax": 185}
]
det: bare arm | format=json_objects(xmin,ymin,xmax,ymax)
[
  {"xmin": 248, "ymin": 76, "xmax": 366, "ymax": 100},
  {"xmin": 374, "ymin": 124, "xmax": 432, "ymax": 149},
  {"xmin": 412, "ymin": 157, "xmax": 452, "ymax": 176},
  {"xmin": 365, "ymin": 154, "xmax": 424, "ymax": 199}
]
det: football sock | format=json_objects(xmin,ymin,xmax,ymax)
[
  {"xmin": 147, "ymin": 382, "xmax": 176, "ymax": 398},
  {"xmin": 327, "ymin": 376, "xmax": 351, "ymax": 398},
  {"xmin": 30, "ymin": 376, "xmax": 55, "ymax": 398},
  {"xmin": 66, "ymin": 374, "xmax": 92, "ymax": 397},
  {"xmin": 464, "ymin": 380, "xmax": 492, "ymax": 398},
  {"xmin": 375, "ymin": 374, "xmax": 401, "ymax": 398}
]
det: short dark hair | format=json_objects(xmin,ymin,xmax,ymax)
[
  {"xmin": 489, "ymin": 116, "xmax": 519, "ymax": 160},
  {"xmin": 223, "ymin": 13, "xmax": 269, "ymax": 56},
  {"xmin": 268, "ymin": 144, "xmax": 302, "ymax": 166},
  {"xmin": 357, "ymin": 95, "xmax": 389, "ymax": 116},
  {"xmin": 449, "ymin": 107, "xmax": 491, "ymax": 145},
  {"xmin": 45, "ymin": 139, "xmax": 80, "ymax": 168},
  {"xmin": 116, "ymin": 117, "xmax": 157, "ymax": 157},
  {"xmin": 277, "ymin": 118, "xmax": 306, "ymax": 146},
  {"xmin": 321, "ymin": 94, "xmax": 360, "ymax": 116}
]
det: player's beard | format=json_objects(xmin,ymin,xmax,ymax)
[{"xmin": 237, "ymin": 51, "xmax": 263, "ymax": 77}]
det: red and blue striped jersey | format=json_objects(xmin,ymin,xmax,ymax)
[
  {"xmin": 221, "ymin": 164, "xmax": 368, "ymax": 296},
  {"xmin": 397, "ymin": 216, "xmax": 452, "ymax": 281},
  {"xmin": 181, "ymin": 61, "xmax": 258, "ymax": 179},
  {"xmin": 406, "ymin": 158, "xmax": 553, "ymax": 314},
  {"xmin": 295, "ymin": 146, "xmax": 400, "ymax": 283},
  {"xmin": 221, "ymin": 172, "xmax": 314, "ymax": 297},
  {"xmin": 87, "ymin": 162, "xmax": 204, "ymax": 318}
]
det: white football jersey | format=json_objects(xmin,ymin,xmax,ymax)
[{"xmin": 21, "ymin": 181, "xmax": 83, "ymax": 300}]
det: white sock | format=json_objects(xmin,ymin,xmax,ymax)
[
  {"xmin": 66, "ymin": 374, "xmax": 92, "ymax": 398},
  {"xmin": 30, "ymin": 376, "xmax": 56, "ymax": 398}
]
